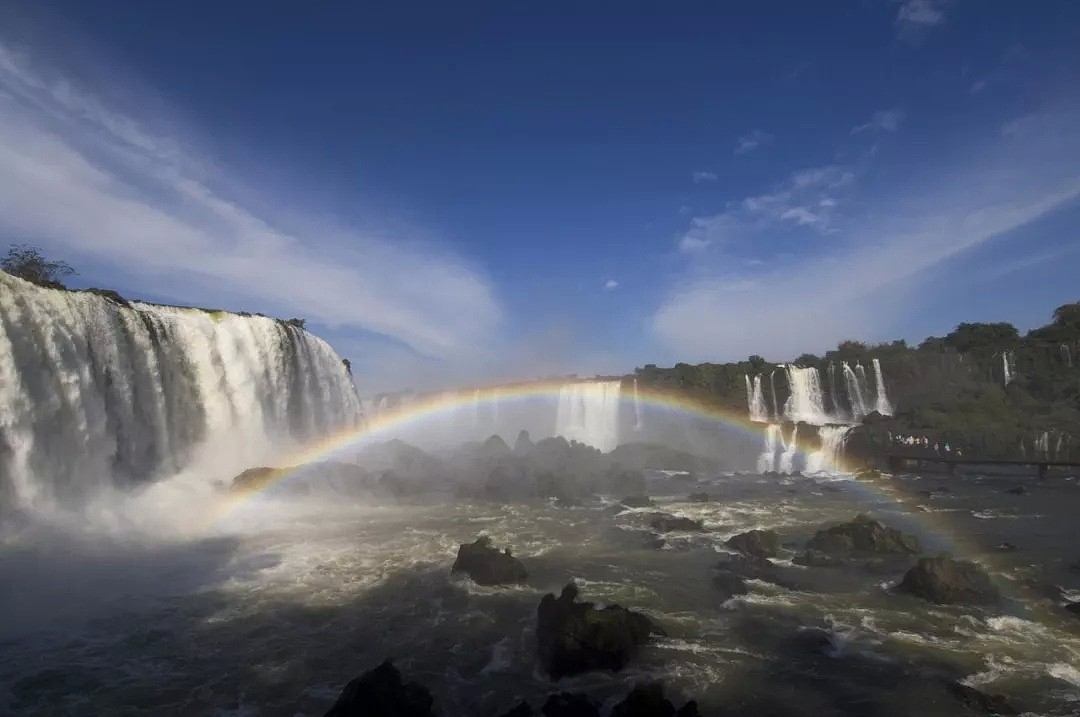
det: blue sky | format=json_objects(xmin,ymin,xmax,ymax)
[{"xmin": 1, "ymin": 1, "xmax": 1078, "ymax": 391}]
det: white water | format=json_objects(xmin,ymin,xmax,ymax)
[
  {"xmin": 756, "ymin": 424, "xmax": 782, "ymax": 473},
  {"xmin": 1003, "ymin": 352, "xmax": 1013, "ymax": 386},
  {"xmin": 827, "ymin": 363, "xmax": 843, "ymax": 418},
  {"xmin": 1063, "ymin": 344, "xmax": 1074, "ymax": 368},
  {"xmin": 632, "ymin": 378, "xmax": 643, "ymax": 431},
  {"xmin": 1035, "ymin": 431, "xmax": 1050, "ymax": 459},
  {"xmin": 554, "ymin": 380, "xmax": 622, "ymax": 452},
  {"xmin": 769, "ymin": 371, "xmax": 779, "ymax": 419},
  {"xmin": 855, "ymin": 363, "xmax": 872, "ymax": 412},
  {"xmin": 0, "ymin": 274, "xmax": 362, "ymax": 514},
  {"xmin": 778, "ymin": 424, "xmax": 799, "ymax": 474},
  {"xmin": 842, "ymin": 362, "xmax": 868, "ymax": 420},
  {"xmin": 872, "ymin": 358, "xmax": 893, "ymax": 416},
  {"xmin": 746, "ymin": 374, "xmax": 768, "ymax": 422},
  {"xmin": 805, "ymin": 426, "xmax": 853, "ymax": 474},
  {"xmin": 782, "ymin": 366, "xmax": 831, "ymax": 425}
]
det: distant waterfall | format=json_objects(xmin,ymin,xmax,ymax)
[
  {"xmin": 632, "ymin": 378, "xmax": 643, "ymax": 431},
  {"xmin": 745, "ymin": 374, "xmax": 768, "ymax": 422},
  {"xmin": 1035, "ymin": 431, "xmax": 1050, "ymax": 459},
  {"xmin": 872, "ymin": 358, "xmax": 893, "ymax": 416},
  {"xmin": 827, "ymin": 363, "xmax": 843, "ymax": 418},
  {"xmin": 1062, "ymin": 345, "xmax": 1074, "ymax": 368},
  {"xmin": 782, "ymin": 366, "xmax": 830, "ymax": 424},
  {"xmin": 805, "ymin": 426, "xmax": 853, "ymax": 474},
  {"xmin": 554, "ymin": 380, "xmax": 621, "ymax": 451},
  {"xmin": 0, "ymin": 274, "xmax": 363, "ymax": 512},
  {"xmin": 778, "ymin": 424, "xmax": 799, "ymax": 474},
  {"xmin": 842, "ymin": 362, "xmax": 868, "ymax": 420},
  {"xmin": 769, "ymin": 371, "xmax": 779, "ymax": 420},
  {"xmin": 756, "ymin": 424, "xmax": 782, "ymax": 473},
  {"xmin": 855, "ymin": 363, "xmax": 872, "ymax": 409},
  {"xmin": 1003, "ymin": 352, "xmax": 1014, "ymax": 386}
]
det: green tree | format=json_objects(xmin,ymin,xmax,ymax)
[
  {"xmin": 1051, "ymin": 302, "xmax": 1080, "ymax": 331},
  {"xmin": 944, "ymin": 322, "xmax": 1019, "ymax": 353},
  {"xmin": 1, "ymin": 244, "xmax": 77, "ymax": 287}
]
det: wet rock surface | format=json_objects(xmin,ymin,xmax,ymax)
[
  {"xmin": 451, "ymin": 536, "xmax": 528, "ymax": 585},
  {"xmin": 324, "ymin": 660, "xmax": 434, "ymax": 717},
  {"xmin": 896, "ymin": 556, "xmax": 999, "ymax": 605}
]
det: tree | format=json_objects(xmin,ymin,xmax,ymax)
[
  {"xmin": 747, "ymin": 355, "xmax": 767, "ymax": 371},
  {"xmin": 1051, "ymin": 302, "xmax": 1080, "ymax": 331},
  {"xmin": 944, "ymin": 322, "xmax": 1019, "ymax": 353},
  {"xmin": 794, "ymin": 353, "xmax": 821, "ymax": 366},
  {"xmin": 1, "ymin": 244, "xmax": 77, "ymax": 287}
]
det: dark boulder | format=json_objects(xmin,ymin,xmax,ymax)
[
  {"xmin": 541, "ymin": 692, "xmax": 598, "ymax": 717},
  {"xmin": 1065, "ymin": 601, "xmax": 1080, "ymax": 618},
  {"xmin": 230, "ymin": 466, "xmax": 283, "ymax": 493},
  {"xmin": 611, "ymin": 683, "xmax": 700, "ymax": 717},
  {"xmin": 862, "ymin": 410, "xmax": 888, "ymax": 425},
  {"xmin": 712, "ymin": 569, "xmax": 749, "ymax": 600},
  {"xmin": 1004, "ymin": 486, "xmax": 1028, "ymax": 495},
  {"xmin": 498, "ymin": 701, "xmax": 535, "ymax": 717},
  {"xmin": 726, "ymin": 529, "xmax": 780, "ymax": 559},
  {"xmin": 536, "ymin": 583, "xmax": 661, "ymax": 679},
  {"xmin": 896, "ymin": 556, "xmax": 999, "ymax": 605},
  {"xmin": 946, "ymin": 681, "xmax": 1017, "ymax": 715},
  {"xmin": 620, "ymin": 495, "xmax": 655, "ymax": 508},
  {"xmin": 687, "ymin": 492, "xmax": 711, "ymax": 503},
  {"xmin": 793, "ymin": 549, "xmax": 844, "ymax": 568},
  {"xmin": 806, "ymin": 514, "xmax": 919, "ymax": 555},
  {"xmin": 649, "ymin": 514, "xmax": 705, "ymax": 533},
  {"xmin": 451, "ymin": 536, "xmax": 527, "ymax": 585},
  {"xmin": 324, "ymin": 660, "xmax": 434, "ymax": 717}
]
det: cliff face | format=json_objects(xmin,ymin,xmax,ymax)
[{"xmin": 633, "ymin": 303, "xmax": 1080, "ymax": 462}]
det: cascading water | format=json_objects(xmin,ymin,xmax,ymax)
[
  {"xmin": 805, "ymin": 426, "xmax": 853, "ymax": 474},
  {"xmin": 1003, "ymin": 352, "xmax": 1014, "ymax": 386},
  {"xmin": 778, "ymin": 424, "xmax": 799, "ymax": 474},
  {"xmin": 827, "ymin": 363, "xmax": 843, "ymax": 418},
  {"xmin": 1063, "ymin": 344, "xmax": 1074, "ymax": 368},
  {"xmin": 842, "ymin": 362, "xmax": 868, "ymax": 420},
  {"xmin": 782, "ymin": 366, "xmax": 830, "ymax": 424},
  {"xmin": 855, "ymin": 363, "xmax": 872, "ymax": 410},
  {"xmin": 632, "ymin": 378, "xmax": 643, "ymax": 431},
  {"xmin": 745, "ymin": 374, "xmax": 768, "ymax": 422},
  {"xmin": 872, "ymin": 358, "xmax": 893, "ymax": 416},
  {"xmin": 554, "ymin": 380, "xmax": 622, "ymax": 452},
  {"xmin": 0, "ymin": 274, "xmax": 362, "ymax": 513},
  {"xmin": 769, "ymin": 371, "xmax": 779, "ymax": 420},
  {"xmin": 1035, "ymin": 431, "xmax": 1050, "ymax": 459},
  {"xmin": 756, "ymin": 424, "xmax": 781, "ymax": 473}
]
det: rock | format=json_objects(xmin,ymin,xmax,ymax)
[
  {"xmin": 1065, "ymin": 601, "xmax": 1080, "ymax": 618},
  {"xmin": 324, "ymin": 660, "xmax": 434, "ymax": 717},
  {"xmin": 536, "ymin": 583, "xmax": 661, "ymax": 679},
  {"xmin": 498, "ymin": 701, "xmax": 535, "ymax": 717},
  {"xmin": 451, "ymin": 536, "xmax": 527, "ymax": 585},
  {"xmin": 620, "ymin": 495, "xmax": 654, "ymax": 508},
  {"xmin": 611, "ymin": 683, "xmax": 700, "ymax": 717},
  {"xmin": 1005, "ymin": 486, "xmax": 1028, "ymax": 495},
  {"xmin": 230, "ymin": 466, "xmax": 283, "ymax": 492},
  {"xmin": 935, "ymin": 486, "xmax": 952, "ymax": 494},
  {"xmin": 540, "ymin": 693, "xmax": 598, "ymax": 717},
  {"xmin": 862, "ymin": 410, "xmax": 888, "ymax": 425},
  {"xmin": 993, "ymin": 542, "xmax": 1018, "ymax": 553},
  {"xmin": 687, "ymin": 492, "xmax": 711, "ymax": 503},
  {"xmin": 806, "ymin": 514, "xmax": 919, "ymax": 555},
  {"xmin": 726, "ymin": 529, "xmax": 780, "ymax": 559},
  {"xmin": 648, "ymin": 514, "xmax": 705, "ymax": 533},
  {"xmin": 514, "ymin": 430, "xmax": 535, "ymax": 454},
  {"xmin": 712, "ymin": 569, "xmax": 749, "ymax": 600},
  {"xmin": 946, "ymin": 681, "xmax": 1017, "ymax": 715},
  {"xmin": 642, "ymin": 533, "xmax": 666, "ymax": 550},
  {"xmin": 896, "ymin": 556, "xmax": 999, "ymax": 605},
  {"xmin": 84, "ymin": 287, "xmax": 131, "ymax": 307}
]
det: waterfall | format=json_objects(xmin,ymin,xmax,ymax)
[
  {"xmin": 782, "ymin": 366, "xmax": 830, "ymax": 425},
  {"xmin": 1035, "ymin": 431, "xmax": 1050, "ymax": 459},
  {"xmin": 872, "ymin": 358, "xmax": 893, "ymax": 416},
  {"xmin": 1063, "ymin": 345, "xmax": 1074, "ymax": 368},
  {"xmin": 827, "ymin": 363, "xmax": 843, "ymax": 418},
  {"xmin": 632, "ymin": 378, "xmax": 643, "ymax": 431},
  {"xmin": 1003, "ymin": 352, "xmax": 1013, "ymax": 386},
  {"xmin": 1055, "ymin": 432, "xmax": 1066, "ymax": 460},
  {"xmin": 805, "ymin": 425, "xmax": 853, "ymax": 474},
  {"xmin": 554, "ymin": 380, "xmax": 622, "ymax": 452},
  {"xmin": 769, "ymin": 371, "xmax": 779, "ymax": 420},
  {"xmin": 756, "ymin": 424, "xmax": 781, "ymax": 473},
  {"xmin": 746, "ymin": 374, "xmax": 768, "ymax": 422},
  {"xmin": 0, "ymin": 274, "xmax": 362, "ymax": 512},
  {"xmin": 778, "ymin": 424, "xmax": 799, "ymax": 474},
  {"xmin": 842, "ymin": 362, "xmax": 868, "ymax": 420},
  {"xmin": 855, "ymin": 363, "xmax": 872, "ymax": 409}
]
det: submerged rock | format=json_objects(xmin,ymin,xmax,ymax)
[
  {"xmin": 896, "ymin": 556, "xmax": 999, "ymax": 605},
  {"xmin": 806, "ymin": 514, "xmax": 919, "ymax": 555},
  {"xmin": 648, "ymin": 514, "xmax": 705, "ymax": 533},
  {"xmin": 620, "ymin": 495, "xmax": 655, "ymax": 508},
  {"xmin": 793, "ymin": 549, "xmax": 845, "ymax": 568},
  {"xmin": 726, "ymin": 529, "xmax": 780, "ymax": 559},
  {"xmin": 451, "ymin": 536, "xmax": 527, "ymax": 585},
  {"xmin": 536, "ymin": 583, "xmax": 661, "ymax": 679},
  {"xmin": 946, "ymin": 681, "xmax": 1017, "ymax": 715},
  {"xmin": 611, "ymin": 683, "xmax": 700, "ymax": 717},
  {"xmin": 1004, "ymin": 485, "xmax": 1028, "ymax": 495},
  {"xmin": 541, "ymin": 693, "xmax": 599, "ymax": 717},
  {"xmin": 324, "ymin": 660, "xmax": 434, "ymax": 717}
]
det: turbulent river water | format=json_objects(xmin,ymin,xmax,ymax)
[{"xmin": 2, "ymin": 468, "xmax": 1080, "ymax": 716}]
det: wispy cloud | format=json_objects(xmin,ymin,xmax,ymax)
[
  {"xmin": 734, "ymin": 129, "xmax": 773, "ymax": 156},
  {"xmin": 604, "ymin": 279, "xmax": 619, "ymax": 291},
  {"xmin": 653, "ymin": 106, "xmax": 1080, "ymax": 362},
  {"xmin": 852, "ymin": 108, "xmax": 905, "ymax": 134},
  {"xmin": 969, "ymin": 79, "xmax": 988, "ymax": 94},
  {"xmin": 692, "ymin": 170, "xmax": 719, "ymax": 183},
  {"xmin": 895, "ymin": 0, "xmax": 947, "ymax": 42},
  {"xmin": 0, "ymin": 41, "xmax": 500, "ymax": 359}
]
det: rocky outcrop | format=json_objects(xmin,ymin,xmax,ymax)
[
  {"xmin": 230, "ymin": 466, "xmax": 284, "ymax": 492},
  {"xmin": 792, "ymin": 549, "xmax": 844, "ymax": 568},
  {"xmin": 536, "ymin": 583, "xmax": 661, "ymax": 679},
  {"xmin": 713, "ymin": 553, "xmax": 786, "ymax": 599},
  {"xmin": 611, "ymin": 683, "xmax": 700, "ymax": 717},
  {"xmin": 648, "ymin": 514, "xmax": 705, "ymax": 533},
  {"xmin": 805, "ymin": 515, "xmax": 919, "ymax": 555},
  {"xmin": 726, "ymin": 529, "xmax": 780, "ymax": 559},
  {"xmin": 324, "ymin": 660, "xmax": 434, "ymax": 717},
  {"xmin": 946, "ymin": 681, "xmax": 1017, "ymax": 715},
  {"xmin": 514, "ymin": 430, "xmax": 535, "ymax": 454},
  {"xmin": 896, "ymin": 556, "xmax": 999, "ymax": 605},
  {"xmin": 451, "ymin": 536, "xmax": 527, "ymax": 585},
  {"xmin": 1064, "ymin": 601, "xmax": 1080, "ymax": 619}
]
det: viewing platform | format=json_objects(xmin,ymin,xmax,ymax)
[{"xmin": 884, "ymin": 453, "xmax": 1080, "ymax": 479}]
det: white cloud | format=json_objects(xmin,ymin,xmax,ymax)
[
  {"xmin": 734, "ymin": 129, "xmax": 773, "ymax": 156},
  {"xmin": 604, "ymin": 279, "xmax": 619, "ymax": 290},
  {"xmin": 969, "ymin": 79, "xmax": 988, "ymax": 94},
  {"xmin": 852, "ymin": 108, "xmax": 905, "ymax": 134},
  {"xmin": 895, "ymin": 0, "xmax": 947, "ymax": 42},
  {"xmin": 678, "ymin": 235, "xmax": 710, "ymax": 254},
  {"xmin": 779, "ymin": 206, "xmax": 822, "ymax": 226},
  {"xmin": 0, "ymin": 40, "xmax": 500, "ymax": 359},
  {"xmin": 692, "ymin": 170, "xmax": 719, "ymax": 183}
]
